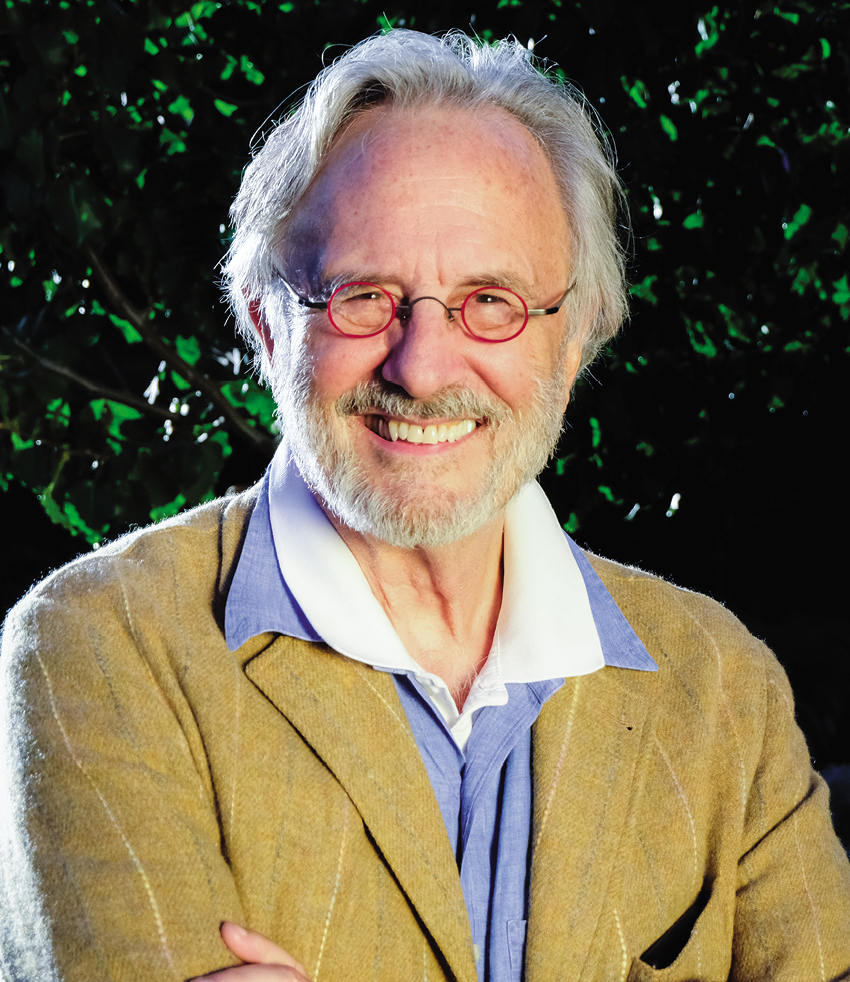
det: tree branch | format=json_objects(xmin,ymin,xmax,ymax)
[
  {"xmin": 14, "ymin": 338, "xmax": 180, "ymax": 424},
  {"xmin": 85, "ymin": 248, "xmax": 278, "ymax": 457}
]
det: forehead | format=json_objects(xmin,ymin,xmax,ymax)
[{"xmin": 288, "ymin": 103, "xmax": 570, "ymax": 290}]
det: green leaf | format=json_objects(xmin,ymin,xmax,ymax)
[
  {"xmin": 220, "ymin": 55, "xmax": 237, "ymax": 81},
  {"xmin": 773, "ymin": 8, "xmax": 800, "ymax": 24},
  {"xmin": 659, "ymin": 115, "xmax": 678, "ymax": 141},
  {"xmin": 150, "ymin": 493, "xmax": 187, "ymax": 522},
  {"xmin": 175, "ymin": 335, "xmax": 201, "ymax": 365},
  {"xmin": 695, "ymin": 8, "xmax": 723, "ymax": 56},
  {"xmin": 686, "ymin": 321, "xmax": 717, "ymax": 357},
  {"xmin": 782, "ymin": 204, "xmax": 812, "ymax": 240},
  {"xmin": 683, "ymin": 212, "xmax": 704, "ymax": 229},
  {"xmin": 240, "ymin": 55, "xmax": 264, "ymax": 85},
  {"xmin": 109, "ymin": 314, "xmax": 143, "ymax": 343},
  {"xmin": 190, "ymin": 1, "xmax": 220, "ymax": 18},
  {"xmin": 629, "ymin": 274, "xmax": 659, "ymax": 302},
  {"xmin": 168, "ymin": 95, "xmax": 195, "ymax": 123},
  {"xmin": 832, "ymin": 275, "xmax": 850, "ymax": 305},
  {"xmin": 214, "ymin": 99, "xmax": 239, "ymax": 117},
  {"xmin": 621, "ymin": 76, "xmax": 649, "ymax": 109},
  {"xmin": 160, "ymin": 128, "xmax": 187, "ymax": 155},
  {"xmin": 105, "ymin": 401, "xmax": 144, "ymax": 440},
  {"xmin": 589, "ymin": 417, "xmax": 601, "ymax": 449}
]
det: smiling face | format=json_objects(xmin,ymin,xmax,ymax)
[{"xmin": 263, "ymin": 103, "xmax": 581, "ymax": 547}]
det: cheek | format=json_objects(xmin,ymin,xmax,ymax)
[
  {"xmin": 304, "ymin": 329, "xmax": 390, "ymax": 400},
  {"xmin": 476, "ymin": 336, "xmax": 564, "ymax": 410}
]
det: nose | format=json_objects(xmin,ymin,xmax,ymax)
[
  {"xmin": 380, "ymin": 298, "xmax": 467, "ymax": 400},
  {"xmin": 396, "ymin": 296, "xmax": 458, "ymax": 322}
]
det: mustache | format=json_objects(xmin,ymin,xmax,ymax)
[{"xmin": 334, "ymin": 381, "xmax": 511, "ymax": 426}]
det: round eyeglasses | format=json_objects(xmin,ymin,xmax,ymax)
[{"xmin": 285, "ymin": 281, "xmax": 573, "ymax": 343}]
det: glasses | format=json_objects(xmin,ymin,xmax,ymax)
[{"xmin": 284, "ymin": 281, "xmax": 573, "ymax": 343}]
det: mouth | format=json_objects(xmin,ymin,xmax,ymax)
[{"xmin": 364, "ymin": 414, "xmax": 479, "ymax": 445}]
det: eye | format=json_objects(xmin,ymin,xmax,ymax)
[
  {"xmin": 471, "ymin": 291, "xmax": 510, "ymax": 304},
  {"xmin": 337, "ymin": 287, "xmax": 386, "ymax": 303}
]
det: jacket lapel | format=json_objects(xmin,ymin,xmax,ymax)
[
  {"xmin": 244, "ymin": 634, "xmax": 477, "ymax": 982},
  {"xmin": 526, "ymin": 665, "xmax": 653, "ymax": 980}
]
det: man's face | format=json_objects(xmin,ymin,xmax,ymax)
[{"xmin": 266, "ymin": 104, "xmax": 580, "ymax": 547}]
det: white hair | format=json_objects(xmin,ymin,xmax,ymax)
[{"xmin": 223, "ymin": 28, "xmax": 628, "ymax": 379}]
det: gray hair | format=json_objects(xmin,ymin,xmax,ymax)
[{"xmin": 223, "ymin": 29, "xmax": 628, "ymax": 379}]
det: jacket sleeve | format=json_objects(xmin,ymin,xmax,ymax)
[
  {"xmin": 731, "ymin": 650, "xmax": 850, "ymax": 978},
  {"xmin": 0, "ymin": 557, "xmax": 246, "ymax": 982},
  {"xmin": 592, "ymin": 556, "xmax": 850, "ymax": 981}
]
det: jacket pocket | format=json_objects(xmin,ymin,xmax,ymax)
[{"xmin": 627, "ymin": 879, "xmax": 712, "ymax": 981}]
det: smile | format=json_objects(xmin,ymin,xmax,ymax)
[{"xmin": 364, "ymin": 415, "xmax": 479, "ymax": 445}]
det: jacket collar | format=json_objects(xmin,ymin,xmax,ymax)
[
  {"xmin": 237, "ymin": 627, "xmax": 653, "ymax": 982},
  {"xmin": 242, "ymin": 634, "xmax": 479, "ymax": 982}
]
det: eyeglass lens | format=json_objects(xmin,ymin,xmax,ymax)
[{"xmin": 328, "ymin": 283, "xmax": 529, "ymax": 341}]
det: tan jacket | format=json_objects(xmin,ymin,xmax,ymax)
[{"xmin": 2, "ymin": 489, "xmax": 849, "ymax": 982}]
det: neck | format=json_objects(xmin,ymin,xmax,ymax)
[{"xmin": 325, "ymin": 512, "xmax": 505, "ymax": 709}]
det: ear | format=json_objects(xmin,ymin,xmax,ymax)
[{"xmin": 247, "ymin": 297, "xmax": 274, "ymax": 359}]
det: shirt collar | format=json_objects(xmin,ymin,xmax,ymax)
[{"xmin": 225, "ymin": 444, "xmax": 656, "ymax": 676}]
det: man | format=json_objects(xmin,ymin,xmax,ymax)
[{"xmin": 1, "ymin": 29, "xmax": 849, "ymax": 982}]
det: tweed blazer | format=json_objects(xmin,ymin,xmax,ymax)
[{"xmin": 2, "ymin": 488, "xmax": 849, "ymax": 982}]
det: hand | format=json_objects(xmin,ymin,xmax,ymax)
[{"xmin": 191, "ymin": 922, "xmax": 312, "ymax": 981}]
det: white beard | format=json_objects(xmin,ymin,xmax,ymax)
[{"xmin": 273, "ymin": 348, "xmax": 569, "ymax": 549}]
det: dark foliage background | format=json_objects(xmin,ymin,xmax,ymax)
[{"xmin": 2, "ymin": 0, "xmax": 849, "ymax": 835}]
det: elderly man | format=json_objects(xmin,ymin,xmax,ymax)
[{"xmin": 2, "ymin": 29, "xmax": 849, "ymax": 982}]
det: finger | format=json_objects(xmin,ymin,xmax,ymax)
[
  {"xmin": 220, "ymin": 922, "xmax": 310, "ymax": 976},
  {"xmin": 195, "ymin": 964, "xmax": 311, "ymax": 981}
]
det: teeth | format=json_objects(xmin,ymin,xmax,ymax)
[{"xmin": 379, "ymin": 418, "xmax": 478, "ymax": 445}]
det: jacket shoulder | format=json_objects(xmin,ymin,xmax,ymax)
[
  {"xmin": 584, "ymin": 549, "xmax": 784, "ymax": 687},
  {"xmin": 2, "ymin": 485, "xmax": 260, "ymax": 667}
]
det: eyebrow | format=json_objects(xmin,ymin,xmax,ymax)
[
  {"xmin": 313, "ymin": 270, "xmax": 538, "ymax": 300},
  {"xmin": 459, "ymin": 272, "xmax": 536, "ymax": 297}
]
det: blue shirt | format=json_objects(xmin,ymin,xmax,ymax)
[{"xmin": 225, "ymin": 472, "xmax": 656, "ymax": 980}]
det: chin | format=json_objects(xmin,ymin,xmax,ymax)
[
  {"xmin": 321, "ymin": 479, "xmax": 511, "ymax": 549},
  {"xmin": 290, "ymin": 419, "xmax": 554, "ymax": 548},
  {"xmin": 277, "ymin": 360, "xmax": 567, "ymax": 548}
]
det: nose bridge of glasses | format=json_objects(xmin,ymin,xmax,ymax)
[{"xmin": 396, "ymin": 295, "xmax": 458, "ymax": 323}]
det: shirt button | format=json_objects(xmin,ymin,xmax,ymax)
[{"xmin": 473, "ymin": 944, "xmax": 481, "ymax": 964}]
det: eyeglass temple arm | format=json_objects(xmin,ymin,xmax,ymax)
[
  {"xmin": 527, "ymin": 281, "xmax": 576, "ymax": 317},
  {"xmin": 277, "ymin": 278, "xmax": 329, "ymax": 310}
]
